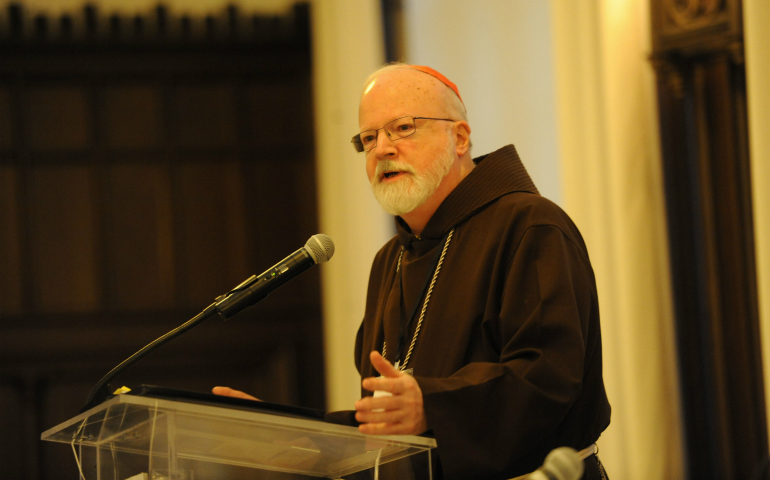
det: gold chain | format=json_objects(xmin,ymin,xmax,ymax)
[{"xmin": 382, "ymin": 228, "xmax": 454, "ymax": 371}]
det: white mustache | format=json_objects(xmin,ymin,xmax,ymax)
[{"xmin": 373, "ymin": 160, "xmax": 415, "ymax": 183}]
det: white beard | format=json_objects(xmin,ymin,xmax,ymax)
[{"xmin": 370, "ymin": 139, "xmax": 455, "ymax": 216}]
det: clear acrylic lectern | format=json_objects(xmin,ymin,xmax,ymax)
[{"xmin": 41, "ymin": 394, "xmax": 436, "ymax": 479}]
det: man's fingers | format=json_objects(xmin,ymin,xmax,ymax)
[
  {"xmin": 212, "ymin": 386, "xmax": 261, "ymax": 401},
  {"xmin": 361, "ymin": 350, "xmax": 404, "ymax": 393},
  {"xmin": 356, "ymin": 354, "xmax": 428, "ymax": 436},
  {"xmin": 362, "ymin": 374, "xmax": 414, "ymax": 395},
  {"xmin": 355, "ymin": 393, "xmax": 397, "ymax": 413},
  {"xmin": 358, "ymin": 421, "xmax": 412, "ymax": 436},
  {"xmin": 369, "ymin": 350, "xmax": 401, "ymax": 378},
  {"xmin": 355, "ymin": 408, "xmax": 403, "ymax": 425}
]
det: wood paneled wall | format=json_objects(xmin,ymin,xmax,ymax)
[{"xmin": 0, "ymin": 4, "xmax": 324, "ymax": 479}]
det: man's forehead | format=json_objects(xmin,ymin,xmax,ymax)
[{"xmin": 359, "ymin": 69, "xmax": 445, "ymax": 124}]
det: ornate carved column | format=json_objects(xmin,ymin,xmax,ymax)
[{"xmin": 650, "ymin": 0, "xmax": 767, "ymax": 478}]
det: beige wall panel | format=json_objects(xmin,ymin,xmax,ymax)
[
  {"xmin": 403, "ymin": 0, "xmax": 562, "ymax": 204},
  {"xmin": 311, "ymin": 0, "xmax": 391, "ymax": 411},
  {"xmin": 744, "ymin": 0, "xmax": 770, "ymax": 443},
  {"xmin": 551, "ymin": 0, "xmax": 683, "ymax": 477}
]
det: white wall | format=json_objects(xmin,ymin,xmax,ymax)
[
  {"xmin": 403, "ymin": 0, "xmax": 562, "ymax": 204},
  {"xmin": 551, "ymin": 1, "xmax": 683, "ymax": 477},
  {"xmin": 309, "ymin": 0, "xmax": 393, "ymax": 412},
  {"xmin": 744, "ymin": 0, "xmax": 770, "ymax": 441}
]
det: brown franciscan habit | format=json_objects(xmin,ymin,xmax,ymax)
[{"xmin": 355, "ymin": 145, "xmax": 611, "ymax": 479}]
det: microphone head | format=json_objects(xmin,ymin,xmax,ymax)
[
  {"xmin": 305, "ymin": 234, "xmax": 335, "ymax": 264},
  {"xmin": 541, "ymin": 447, "xmax": 584, "ymax": 480}
]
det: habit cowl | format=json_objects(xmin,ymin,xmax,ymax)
[{"xmin": 355, "ymin": 145, "xmax": 611, "ymax": 479}]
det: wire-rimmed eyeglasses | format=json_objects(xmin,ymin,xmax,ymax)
[{"xmin": 351, "ymin": 116, "xmax": 457, "ymax": 153}]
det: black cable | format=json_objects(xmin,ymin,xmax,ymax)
[{"xmin": 80, "ymin": 302, "xmax": 219, "ymax": 413}]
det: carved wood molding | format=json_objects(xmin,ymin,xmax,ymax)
[
  {"xmin": 651, "ymin": 0, "xmax": 742, "ymax": 58},
  {"xmin": 0, "ymin": 3, "xmax": 310, "ymax": 45},
  {"xmin": 665, "ymin": 0, "xmax": 726, "ymax": 28},
  {"xmin": 651, "ymin": 58, "xmax": 686, "ymax": 98}
]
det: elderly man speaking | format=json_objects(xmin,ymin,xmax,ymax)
[
  {"xmin": 349, "ymin": 64, "xmax": 610, "ymax": 480},
  {"xmin": 217, "ymin": 64, "xmax": 611, "ymax": 480}
]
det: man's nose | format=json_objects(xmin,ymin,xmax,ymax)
[{"xmin": 373, "ymin": 128, "xmax": 396, "ymax": 156}]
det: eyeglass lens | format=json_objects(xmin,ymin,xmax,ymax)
[{"xmin": 357, "ymin": 116, "xmax": 417, "ymax": 152}]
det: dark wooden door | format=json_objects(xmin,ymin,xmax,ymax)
[
  {"xmin": 0, "ymin": 4, "xmax": 325, "ymax": 479},
  {"xmin": 650, "ymin": 0, "xmax": 767, "ymax": 478}
]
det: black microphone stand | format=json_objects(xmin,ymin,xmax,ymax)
[
  {"xmin": 79, "ymin": 234, "xmax": 333, "ymax": 413},
  {"xmin": 80, "ymin": 302, "xmax": 219, "ymax": 413}
]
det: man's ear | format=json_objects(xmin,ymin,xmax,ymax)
[{"xmin": 453, "ymin": 121, "xmax": 471, "ymax": 157}]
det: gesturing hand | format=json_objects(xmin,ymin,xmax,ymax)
[{"xmin": 354, "ymin": 351, "xmax": 428, "ymax": 435}]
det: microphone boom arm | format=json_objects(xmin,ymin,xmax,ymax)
[
  {"xmin": 79, "ymin": 234, "xmax": 334, "ymax": 413},
  {"xmin": 80, "ymin": 302, "xmax": 218, "ymax": 413}
]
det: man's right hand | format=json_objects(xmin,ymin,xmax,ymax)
[{"xmin": 212, "ymin": 386, "xmax": 261, "ymax": 401}]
